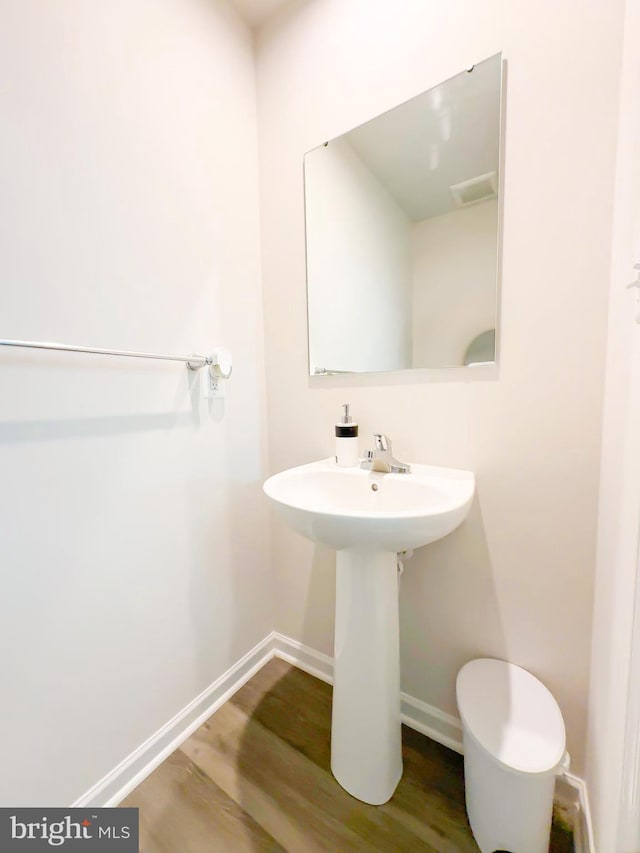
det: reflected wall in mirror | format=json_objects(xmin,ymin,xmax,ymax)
[{"xmin": 304, "ymin": 53, "xmax": 503, "ymax": 375}]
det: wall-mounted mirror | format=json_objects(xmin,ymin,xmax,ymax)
[{"xmin": 304, "ymin": 53, "xmax": 503, "ymax": 375}]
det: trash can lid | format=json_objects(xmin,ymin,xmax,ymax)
[{"xmin": 456, "ymin": 658, "xmax": 566, "ymax": 775}]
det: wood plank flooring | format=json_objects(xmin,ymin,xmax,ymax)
[{"xmin": 122, "ymin": 658, "xmax": 574, "ymax": 852}]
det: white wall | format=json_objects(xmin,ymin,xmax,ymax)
[
  {"xmin": 0, "ymin": 0, "xmax": 271, "ymax": 806},
  {"xmin": 256, "ymin": 0, "xmax": 624, "ymax": 775},
  {"xmin": 412, "ymin": 200, "xmax": 498, "ymax": 367},
  {"xmin": 586, "ymin": 0, "xmax": 640, "ymax": 847},
  {"xmin": 305, "ymin": 137, "xmax": 412, "ymax": 373}
]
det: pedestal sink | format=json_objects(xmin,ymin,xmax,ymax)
[{"xmin": 263, "ymin": 458, "xmax": 475, "ymax": 805}]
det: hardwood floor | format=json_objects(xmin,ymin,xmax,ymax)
[{"xmin": 122, "ymin": 658, "xmax": 574, "ymax": 852}]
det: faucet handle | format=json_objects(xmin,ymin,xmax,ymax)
[{"xmin": 373, "ymin": 433, "xmax": 390, "ymax": 451}]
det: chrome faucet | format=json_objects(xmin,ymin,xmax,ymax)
[{"xmin": 360, "ymin": 434, "xmax": 411, "ymax": 474}]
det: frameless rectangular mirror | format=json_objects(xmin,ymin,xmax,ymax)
[{"xmin": 304, "ymin": 53, "xmax": 503, "ymax": 376}]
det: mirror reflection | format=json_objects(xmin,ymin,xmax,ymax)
[{"xmin": 304, "ymin": 53, "xmax": 503, "ymax": 375}]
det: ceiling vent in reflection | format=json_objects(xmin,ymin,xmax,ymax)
[{"xmin": 450, "ymin": 171, "xmax": 498, "ymax": 207}]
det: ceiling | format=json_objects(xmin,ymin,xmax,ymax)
[{"xmin": 230, "ymin": 0, "xmax": 292, "ymax": 27}]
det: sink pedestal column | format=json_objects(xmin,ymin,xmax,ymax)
[{"xmin": 331, "ymin": 548, "xmax": 402, "ymax": 805}]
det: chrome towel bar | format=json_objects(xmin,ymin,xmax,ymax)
[{"xmin": 0, "ymin": 338, "xmax": 211, "ymax": 370}]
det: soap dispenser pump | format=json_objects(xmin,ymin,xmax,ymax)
[{"xmin": 335, "ymin": 403, "xmax": 359, "ymax": 467}]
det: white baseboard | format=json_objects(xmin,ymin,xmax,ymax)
[
  {"xmin": 71, "ymin": 633, "xmax": 278, "ymax": 808},
  {"xmin": 556, "ymin": 771, "xmax": 595, "ymax": 853},
  {"xmin": 400, "ymin": 692, "xmax": 463, "ymax": 754},
  {"xmin": 70, "ymin": 629, "xmax": 593, "ymax": 853},
  {"xmin": 271, "ymin": 632, "xmax": 333, "ymax": 684}
]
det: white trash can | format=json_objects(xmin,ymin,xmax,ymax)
[{"xmin": 456, "ymin": 658, "xmax": 569, "ymax": 853}]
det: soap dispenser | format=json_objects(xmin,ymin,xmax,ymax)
[{"xmin": 335, "ymin": 403, "xmax": 359, "ymax": 467}]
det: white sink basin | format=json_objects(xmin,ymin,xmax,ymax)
[
  {"xmin": 263, "ymin": 458, "xmax": 474, "ymax": 552},
  {"xmin": 263, "ymin": 456, "xmax": 475, "ymax": 806}
]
